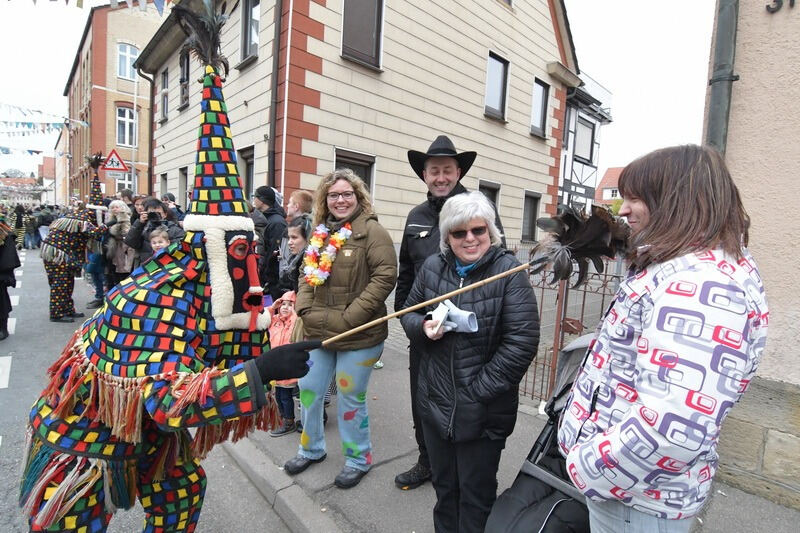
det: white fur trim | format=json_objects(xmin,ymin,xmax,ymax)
[
  {"xmin": 204, "ymin": 226, "xmax": 269, "ymax": 331},
  {"xmin": 86, "ymin": 204, "xmax": 108, "ymax": 211},
  {"xmin": 215, "ymin": 310, "xmax": 271, "ymax": 331},
  {"xmin": 183, "ymin": 214, "xmax": 254, "ymax": 232}
]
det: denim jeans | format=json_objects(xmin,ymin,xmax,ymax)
[
  {"xmin": 586, "ymin": 499, "xmax": 694, "ymax": 533},
  {"xmin": 296, "ymin": 343, "xmax": 383, "ymax": 471},
  {"xmin": 90, "ymin": 271, "xmax": 104, "ymax": 300},
  {"xmin": 274, "ymin": 386, "xmax": 295, "ymax": 420}
]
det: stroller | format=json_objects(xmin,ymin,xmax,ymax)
[{"xmin": 485, "ymin": 334, "xmax": 594, "ymax": 533}]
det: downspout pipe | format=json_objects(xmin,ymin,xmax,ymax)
[
  {"xmin": 705, "ymin": 0, "xmax": 739, "ymax": 154},
  {"xmin": 137, "ymin": 66, "xmax": 155, "ymax": 195},
  {"xmin": 268, "ymin": 0, "xmax": 284, "ymax": 188}
]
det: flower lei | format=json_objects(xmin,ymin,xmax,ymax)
[{"xmin": 303, "ymin": 222, "xmax": 353, "ymax": 286}]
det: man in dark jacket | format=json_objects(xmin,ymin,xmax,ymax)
[
  {"xmin": 252, "ymin": 185, "xmax": 287, "ymax": 301},
  {"xmin": 124, "ymin": 197, "xmax": 185, "ymax": 264},
  {"xmin": 394, "ymin": 135, "xmax": 505, "ymax": 490}
]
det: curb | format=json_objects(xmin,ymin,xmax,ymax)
[{"xmin": 223, "ymin": 439, "xmax": 344, "ymax": 533}]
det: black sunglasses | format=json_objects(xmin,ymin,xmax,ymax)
[{"xmin": 449, "ymin": 226, "xmax": 488, "ymax": 239}]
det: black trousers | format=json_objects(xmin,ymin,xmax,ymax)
[
  {"xmin": 421, "ymin": 417, "xmax": 506, "ymax": 533},
  {"xmin": 409, "ymin": 347, "xmax": 429, "ymax": 468}
]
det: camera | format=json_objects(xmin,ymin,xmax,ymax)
[{"xmin": 147, "ymin": 211, "xmax": 161, "ymax": 222}]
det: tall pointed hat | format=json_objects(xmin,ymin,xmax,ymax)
[
  {"xmin": 176, "ymin": 0, "xmax": 269, "ymax": 332},
  {"xmin": 85, "ymin": 152, "xmax": 107, "ymax": 227}
]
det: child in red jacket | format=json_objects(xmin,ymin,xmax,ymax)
[{"xmin": 268, "ymin": 291, "xmax": 299, "ymax": 436}]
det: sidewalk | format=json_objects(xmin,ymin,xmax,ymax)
[{"xmin": 223, "ymin": 320, "xmax": 800, "ymax": 533}]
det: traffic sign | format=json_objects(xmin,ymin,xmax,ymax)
[{"xmin": 101, "ymin": 149, "xmax": 129, "ymax": 172}]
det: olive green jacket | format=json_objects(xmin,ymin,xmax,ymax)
[{"xmin": 296, "ymin": 211, "xmax": 397, "ymax": 351}]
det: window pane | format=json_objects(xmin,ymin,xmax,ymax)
[
  {"xmin": 250, "ymin": 0, "xmax": 260, "ymax": 52},
  {"xmin": 485, "ymin": 54, "xmax": 507, "ymax": 116},
  {"xmin": 531, "ymin": 79, "xmax": 549, "ymax": 135},
  {"xmin": 575, "ymin": 119, "xmax": 594, "ymax": 161},
  {"xmin": 522, "ymin": 194, "xmax": 539, "ymax": 241},
  {"xmin": 342, "ymin": 0, "xmax": 382, "ymax": 67}
]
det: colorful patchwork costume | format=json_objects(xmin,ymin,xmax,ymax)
[{"xmin": 19, "ymin": 8, "xmax": 310, "ymax": 530}]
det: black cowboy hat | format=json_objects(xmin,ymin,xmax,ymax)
[{"xmin": 407, "ymin": 135, "xmax": 477, "ymax": 181}]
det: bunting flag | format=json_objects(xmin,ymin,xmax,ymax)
[
  {"xmin": 14, "ymin": 1, "xmax": 171, "ymax": 16},
  {"xmin": 0, "ymin": 146, "xmax": 44, "ymax": 156}
]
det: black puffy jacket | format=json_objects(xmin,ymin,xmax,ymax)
[
  {"xmin": 400, "ymin": 246, "xmax": 539, "ymax": 443},
  {"xmin": 395, "ymin": 183, "xmax": 505, "ymax": 312}
]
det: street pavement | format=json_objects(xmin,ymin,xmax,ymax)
[{"xmin": 1, "ymin": 247, "xmax": 799, "ymax": 532}]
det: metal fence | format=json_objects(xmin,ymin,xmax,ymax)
[{"xmin": 506, "ymin": 240, "xmax": 625, "ymax": 403}]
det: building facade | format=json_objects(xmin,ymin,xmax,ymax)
[
  {"xmin": 137, "ymin": 0, "xmax": 582, "ymax": 244},
  {"xmin": 558, "ymin": 72, "xmax": 612, "ymax": 212},
  {"xmin": 703, "ymin": 0, "xmax": 800, "ymax": 510},
  {"xmin": 593, "ymin": 166, "xmax": 622, "ymax": 208},
  {"xmin": 63, "ymin": 4, "xmax": 162, "ymax": 203}
]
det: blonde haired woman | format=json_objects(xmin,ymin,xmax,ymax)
[{"xmin": 283, "ymin": 169, "xmax": 397, "ymax": 489}]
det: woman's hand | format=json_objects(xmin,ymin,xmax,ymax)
[
  {"xmin": 423, "ymin": 319, "xmax": 445, "ymax": 340},
  {"xmin": 139, "ymin": 212, "xmax": 148, "ymax": 224}
]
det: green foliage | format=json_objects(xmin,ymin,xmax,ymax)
[{"xmin": 609, "ymin": 198, "xmax": 623, "ymax": 215}]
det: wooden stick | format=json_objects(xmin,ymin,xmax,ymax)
[{"xmin": 321, "ymin": 260, "xmax": 539, "ymax": 347}]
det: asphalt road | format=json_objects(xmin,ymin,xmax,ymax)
[{"xmin": 0, "ymin": 247, "xmax": 288, "ymax": 533}]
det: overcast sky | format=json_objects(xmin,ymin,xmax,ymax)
[
  {"xmin": 563, "ymin": 0, "xmax": 716, "ymax": 176},
  {"xmin": 0, "ymin": 1, "xmax": 716, "ymax": 178}
]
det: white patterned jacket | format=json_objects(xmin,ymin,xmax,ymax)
[{"xmin": 557, "ymin": 248, "xmax": 768, "ymax": 519}]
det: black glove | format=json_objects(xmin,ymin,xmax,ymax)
[{"xmin": 254, "ymin": 340, "xmax": 321, "ymax": 383}]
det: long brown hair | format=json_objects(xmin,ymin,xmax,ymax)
[
  {"xmin": 619, "ymin": 144, "xmax": 749, "ymax": 268},
  {"xmin": 311, "ymin": 168, "xmax": 373, "ymax": 226}
]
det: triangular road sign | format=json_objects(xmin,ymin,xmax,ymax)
[{"xmin": 101, "ymin": 149, "xmax": 130, "ymax": 172}]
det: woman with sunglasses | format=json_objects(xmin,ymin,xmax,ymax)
[
  {"xmin": 283, "ymin": 168, "xmax": 397, "ymax": 489},
  {"xmin": 400, "ymin": 191, "xmax": 539, "ymax": 532}
]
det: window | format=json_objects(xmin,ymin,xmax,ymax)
[
  {"xmin": 160, "ymin": 173, "xmax": 168, "ymax": 198},
  {"xmin": 575, "ymin": 118, "xmax": 595, "ymax": 163},
  {"xmin": 485, "ymin": 52, "xmax": 509, "ymax": 120},
  {"xmin": 118, "ymin": 43, "xmax": 138, "ymax": 80},
  {"xmin": 178, "ymin": 167, "xmax": 189, "ymax": 210},
  {"xmin": 341, "ymin": 0, "xmax": 384, "ymax": 69},
  {"xmin": 604, "ymin": 188, "xmax": 619, "ymax": 200},
  {"xmin": 530, "ymin": 78, "xmax": 549, "ymax": 137},
  {"xmin": 179, "ymin": 51, "xmax": 190, "ymax": 109},
  {"xmin": 242, "ymin": 0, "xmax": 260, "ymax": 60},
  {"xmin": 116, "ymin": 107, "xmax": 137, "ymax": 147},
  {"xmin": 521, "ymin": 192, "xmax": 541, "ymax": 242},
  {"xmin": 479, "ymin": 181, "xmax": 500, "ymax": 208},
  {"xmin": 336, "ymin": 148, "xmax": 375, "ymax": 191},
  {"xmin": 160, "ymin": 69, "xmax": 169, "ymax": 121},
  {"xmin": 238, "ymin": 148, "xmax": 255, "ymax": 200},
  {"xmin": 118, "ymin": 165, "xmax": 135, "ymax": 192}
]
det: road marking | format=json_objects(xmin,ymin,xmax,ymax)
[
  {"xmin": 0, "ymin": 357, "xmax": 11, "ymax": 389},
  {"xmin": 15, "ymin": 281, "xmax": 21, "ymax": 289},
  {"xmin": 10, "ymin": 295, "xmax": 18, "ymax": 306},
  {"xmin": 8, "ymin": 318, "xmax": 16, "ymax": 335}
]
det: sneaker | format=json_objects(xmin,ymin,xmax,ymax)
[
  {"xmin": 270, "ymin": 419, "xmax": 297, "ymax": 437},
  {"xmin": 394, "ymin": 463, "xmax": 432, "ymax": 490},
  {"xmin": 373, "ymin": 360, "xmax": 384, "ymax": 369},
  {"xmin": 86, "ymin": 299, "xmax": 103, "ymax": 309}
]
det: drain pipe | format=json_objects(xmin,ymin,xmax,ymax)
[
  {"xmin": 278, "ymin": 0, "xmax": 295, "ymax": 198},
  {"xmin": 137, "ymin": 67, "xmax": 155, "ymax": 195},
  {"xmin": 705, "ymin": 0, "xmax": 739, "ymax": 154},
  {"xmin": 267, "ymin": 0, "xmax": 284, "ymax": 188}
]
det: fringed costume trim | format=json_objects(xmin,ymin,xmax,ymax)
[
  {"xmin": 41, "ymin": 331, "xmax": 280, "ymax": 456},
  {"xmin": 39, "ymin": 242, "xmax": 72, "ymax": 265},
  {"xmin": 19, "ymin": 433, "xmax": 137, "ymax": 529},
  {"xmin": 50, "ymin": 216, "xmax": 87, "ymax": 234}
]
